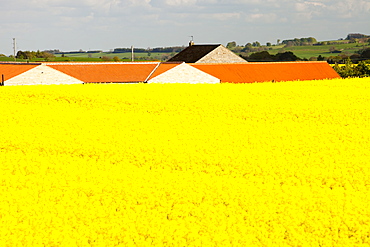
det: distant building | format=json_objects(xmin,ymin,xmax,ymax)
[{"xmin": 167, "ymin": 44, "xmax": 247, "ymax": 63}]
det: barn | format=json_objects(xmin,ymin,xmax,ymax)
[{"xmin": 0, "ymin": 60, "xmax": 340, "ymax": 86}]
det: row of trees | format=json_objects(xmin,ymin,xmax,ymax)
[
  {"xmin": 243, "ymin": 50, "xmax": 370, "ymax": 64},
  {"xmin": 333, "ymin": 59, "xmax": 370, "ymax": 78},
  {"xmin": 227, "ymin": 41, "xmax": 274, "ymax": 49},
  {"xmin": 113, "ymin": 46, "xmax": 184, "ymax": 53},
  {"xmin": 314, "ymin": 38, "xmax": 370, "ymax": 46},
  {"xmin": 227, "ymin": 37, "xmax": 318, "ymax": 50},
  {"xmin": 16, "ymin": 50, "xmax": 55, "ymax": 60},
  {"xmin": 346, "ymin": 33, "xmax": 370, "ymax": 40},
  {"xmin": 281, "ymin": 37, "xmax": 317, "ymax": 47},
  {"xmin": 241, "ymin": 51, "xmax": 300, "ymax": 62},
  {"xmin": 325, "ymin": 48, "xmax": 370, "ymax": 63}
]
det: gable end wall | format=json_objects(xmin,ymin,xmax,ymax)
[
  {"xmin": 5, "ymin": 65, "xmax": 84, "ymax": 86},
  {"xmin": 148, "ymin": 63, "xmax": 220, "ymax": 84},
  {"xmin": 197, "ymin": 46, "xmax": 247, "ymax": 63}
]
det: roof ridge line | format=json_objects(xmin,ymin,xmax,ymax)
[
  {"xmin": 191, "ymin": 61, "xmax": 329, "ymax": 65},
  {"xmin": 0, "ymin": 62, "xmax": 42, "ymax": 65},
  {"xmin": 43, "ymin": 62, "xmax": 160, "ymax": 65},
  {"xmin": 144, "ymin": 62, "xmax": 165, "ymax": 82}
]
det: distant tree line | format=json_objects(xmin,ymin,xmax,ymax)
[
  {"xmin": 346, "ymin": 33, "xmax": 370, "ymax": 40},
  {"xmin": 314, "ymin": 38, "xmax": 370, "ymax": 46},
  {"xmin": 333, "ymin": 59, "xmax": 370, "ymax": 78},
  {"xmin": 326, "ymin": 47, "xmax": 370, "ymax": 64},
  {"xmin": 240, "ymin": 51, "xmax": 300, "ymax": 62},
  {"xmin": 281, "ymin": 37, "xmax": 317, "ymax": 47},
  {"xmin": 239, "ymin": 47, "xmax": 370, "ymax": 65},
  {"xmin": 225, "ymin": 42, "xmax": 271, "ymax": 54},
  {"xmin": 226, "ymin": 37, "xmax": 318, "ymax": 54},
  {"xmin": 113, "ymin": 48, "xmax": 146, "ymax": 53},
  {"xmin": 43, "ymin": 49, "xmax": 62, "ymax": 54},
  {"xmin": 54, "ymin": 50, "xmax": 103, "ymax": 55},
  {"xmin": 113, "ymin": 46, "xmax": 185, "ymax": 53},
  {"xmin": 16, "ymin": 50, "xmax": 55, "ymax": 60}
]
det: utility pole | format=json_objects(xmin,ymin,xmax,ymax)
[
  {"xmin": 13, "ymin": 38, "xmax": 17, "ymax": 62},
  {"xmin": 131, "ymin": 46, "xmax": 134, "ymax": 62}
]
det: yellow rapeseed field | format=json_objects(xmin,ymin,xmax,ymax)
[{"xmin": 0, "ymin": 78, "xmax": 369, "ymax": 246}]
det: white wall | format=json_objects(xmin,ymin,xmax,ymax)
[
  {"xmin": 5, "ymin": 65, "xmax": 84, "ymax": 86},
  {"xmin": 197, "ymin": 45, "xmax": 247, "ymax": 63},
  {"xmin": 148, "ymin": 63, "xmax": 220, "ymax": 84}
]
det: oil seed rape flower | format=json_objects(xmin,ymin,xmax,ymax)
[{"xmin": 0, "ymin": 77, "xmax": 369, "ymax": 246}]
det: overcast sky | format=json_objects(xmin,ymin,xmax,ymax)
[{"xmin": 0, "ymin": 0, "xmax": 369, "ymax": 55}]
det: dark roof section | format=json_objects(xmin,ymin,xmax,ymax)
[{"xmin": 167, "ymin": 45, "xmax": 221, "ymax": 63}]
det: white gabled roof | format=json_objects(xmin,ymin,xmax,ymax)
[
  {"xmin": 148, "ymin": 63, "xmax": 220, "ymax": 84},
  {"xmin": 5, "ymin": 64, "xmax": 84, "ymax": 86}
]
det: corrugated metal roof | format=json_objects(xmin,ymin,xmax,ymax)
[
  {"xmin": 48, "ymin": 63, "xmax": 160, "ymax": 83},
  {"xmin": 191, "ymin": 62, "xmax": 341, "ymax": 83},
  {"xmin": 0, "ymin": 64, "xmax": 39, "ymax": 81}
]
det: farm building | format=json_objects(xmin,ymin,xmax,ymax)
[
  {"xmin": 0, "ymin": 61, "xmax": 340, "ymax": 86},
  {"xmin": 167, "ymin": 44, "xmax": 247, "ymax": 64}
]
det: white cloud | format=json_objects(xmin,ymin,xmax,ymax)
[
  {"xmin": 245, "ymin": 13, "xmax": 279, "ymax": 23},
  {"xmin": 201, "ymin": 12, "xmax": 241, "ymax": 21},
  {"xmin": 327, "ymin": 0, "xmax": 370, "ymax": 18},
  {"xmin": 164, "ymin": 0, "xmax": 197, "ymax": 6},
  {"xmin": 0, "ymin": 0, "xmax": 368, "ymax": 55}
]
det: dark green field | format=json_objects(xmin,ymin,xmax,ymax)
[
  {"xmin": 0, "ymin": 52, "xmax": 168, "ymax": 62},
  {"xmin": 53, "ymin": 52, "xmax": 168, "ymax": 62},
  {"xmin": 265, "ymin": 42, "xmax": 369, "ymax": 59}
]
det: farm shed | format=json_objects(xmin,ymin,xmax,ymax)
[
  {"xmin": 167, "ymin": 44, "xmax": 247, "ymax": 64},
  {"xmin": 0, "ymin": 61, "xmax": 340, "ymax": 85},
  {"xmin": 191, "ymin": 61, "xmax": 341, "ymax": 83},
  {"xmin": 147, "ymin": 62, "xmax": 220, "ymax": 84},
  {"xmin": 0, "ymin": 63, "xmax": 83, "ymax": 86}
]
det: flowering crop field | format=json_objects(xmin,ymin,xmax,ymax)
[{"xmin": 0, "ymin": 78, "xmax": 369, "ymax": 246}]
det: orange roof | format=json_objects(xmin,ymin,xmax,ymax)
[
  {"xmin": 191, "ymin": 62, "xmax": 341, "ymax": 83},
  {"xmin": 0, "ymin": 64, "xmax": 39, "ymax": 81},
  {"xmin": 147, "ymin": 63, "xmax": 182, "ymax": 80},
  {"xmin": 48, "ymin": 63, "xmax": 160, "ymax": 83}
]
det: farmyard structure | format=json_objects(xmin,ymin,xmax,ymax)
[{"xmin": 0, "ymin": 61, "xmax": 340, "ymax": 86}]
